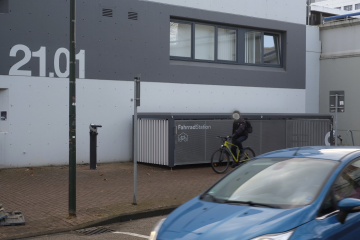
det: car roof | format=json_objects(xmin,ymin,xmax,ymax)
[{"xmin": 256, "ymin": 146, "xmax": 360, "ymax": 161}]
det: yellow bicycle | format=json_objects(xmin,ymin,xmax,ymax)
[{"xmin": 211, "ymin": 136, "xmax": 255, "ymax": 174}]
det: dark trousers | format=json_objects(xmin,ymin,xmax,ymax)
[{"xmin": 231, "ymin": 135, "xmax": 248, "ymax": 156}]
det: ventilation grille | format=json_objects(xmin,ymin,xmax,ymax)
[
  {"xmin": 128, "ymin": 12, "xmax": 138, "ymax": 20},
  {"xmin": 102, "ymin": 8, "xmax": 113, "ymax": 17},
  {"xmin": 76, "ymin": 227, "xmax": 114, "ymax": 236}
]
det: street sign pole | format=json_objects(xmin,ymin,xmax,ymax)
[
  {"xmin": 329, "ymin": 91, "xmax": 345, "ymax": 146},
  {"xmin": 335, "ymin": 94, "xmax": 338, "ymax": 146},
  {"xmin": 133, "ymin": 75, "xmax": 140, "ymax": 205},
  {"xmin": 69, "ymin": 0, "xmax": 77, "ymax": 216}
]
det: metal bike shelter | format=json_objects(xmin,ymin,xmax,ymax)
[{"xmin": 135, "ymin": 113, "xmax": 333, "ymax": 167}]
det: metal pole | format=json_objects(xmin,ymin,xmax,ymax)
[
  {"xmin": 307, "ymin": 0, "xmax": 311, "ymax": 25},
  {"xmin": 335, "ymin": 94, "xmax": 338, "ymax": 146},
  {"xmin": 133, "ymin": 79, "xmax": 138, "ymax": 205},
  {"xmin": 69, "ymin": 0, "xmax": 77, "ymax": 217}
]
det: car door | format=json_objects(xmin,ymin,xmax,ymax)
[{"xmin": 315, "ymin": 158, "xmax": 360, "ymax": 239}]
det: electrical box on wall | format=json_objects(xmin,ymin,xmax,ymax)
[
  {"xmin": 0, "ymin": 89, "xmax": 9, "ymax": 132},
  {"xmin": 0, "ymin": 111, "xmax": 7, "ymax": 121}
]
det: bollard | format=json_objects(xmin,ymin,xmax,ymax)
[{"xmin": 89, "ymin": 124, "xmax": 102, "ymax": 170}]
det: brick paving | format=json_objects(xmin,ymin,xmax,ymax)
[{"xmin": 0, "ymin": 162, "xmax": 226, "ymax": 239}]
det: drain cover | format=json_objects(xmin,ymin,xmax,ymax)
[
  {"xmin": 76, "ymin": 226, "xmax": 114, "ymax": 235},
  {"xmin": 1, "ymin": 211, "xmax": 25, "ymax": 226}
]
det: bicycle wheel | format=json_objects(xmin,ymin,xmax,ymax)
[
  {"xmin": 240, "ymin": 147, "xmax": 256, "ymax": 162},
  {"xmin": 211, "ymin": 149, "xmax": 230, "ymax": 174}
]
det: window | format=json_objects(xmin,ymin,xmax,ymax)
[
  {"xmin": 195, "ymin": 24, "xmax": 215, "ymax": 60},
  {"xmin": 333, "ymin": 159, "xmax": 360, "ymax": 202},
  {"xmin": 218, "ymin": 28, "xmax": 237, "ymax": 61},
  {"xmin": 318, "ymin": 193, "xmax": 336, "ymax": 216},
  {"xmin": 170, "ymin": 19, "xmax": 283, "ymax": 67},
  {"xmin": 170, "ymin": 22, "xmax": 192, "ymax": 58},
  {"xmin": 319, "ymin": 158, "xmax": 360, "ymax": 217},
  {"xmin": 356, "ymin": 4, "xmax": 360, "ymax": 10},
  {"xmin": 344, "ymin": 5, "xmax": 353, "ymax": 11},
  {"xmin": 264, "ymin": 34, "xmax": 280, "ymax": 65},
  {"xmin": 335, "ymin": 7, "xmax": 341, "ymax": 10},
  {"xmin": 245, "ymin": 31, "xmax": 262, "ymax": 64},
  {"xmin": 204, "ymin": 158, "xmax": 337, "ymax": 209}
]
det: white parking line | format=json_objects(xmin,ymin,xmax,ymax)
[{"xmin": 113, "ymin": 231, "xmax": 149, "ymax": 239}]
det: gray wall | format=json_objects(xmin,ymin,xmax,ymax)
[
  {"xmin": 147, "ymin": 0, "xmax": 306, "ymax": 25},
  {"xmin": 319, "ymin": 21, "xmax": 360, "ymax": 145},
  {"xmin": 319, "ymin": 57, "xmax": 360, "ymax": 144},
  {"xmin": 306, "ymin": 26, "xmax": 321, "ymax": 113},
  {"xmin": 0, "ymin": 0, "xmax": 306, "ymax": 89}
]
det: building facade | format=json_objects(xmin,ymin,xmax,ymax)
[{"xmin": 0, "ymin": 0, "xmax": 318, "ymax": 168}]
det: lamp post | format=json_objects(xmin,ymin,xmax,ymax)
[{"xmin": 69, "ymin": 0, "xmax": 77, "ymax": 217}]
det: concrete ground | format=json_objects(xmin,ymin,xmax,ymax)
[{"xmin": 0, "ymin": 162, "xmax": 225, "ymax": 239}]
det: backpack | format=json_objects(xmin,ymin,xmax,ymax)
[{"xmin": 245, "ymin": 120, "xmax": 253, "ymax": 133}]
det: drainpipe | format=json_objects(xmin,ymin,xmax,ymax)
[{"xmin": 307, "ymin": 0, "xmax": 311, "ymax": 25}]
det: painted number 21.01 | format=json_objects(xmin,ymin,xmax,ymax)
[{"xmin": 9, "ymin": 44, "xmax": 85, "ymax": 78}]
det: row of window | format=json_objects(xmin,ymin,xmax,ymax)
[
  {"xmin": 335, "ymin": 4, "xmax": 360, "ymax": 11},
  {"xmin": 170, "ymin": 20, "xmax": 282, "ymax": 67}
]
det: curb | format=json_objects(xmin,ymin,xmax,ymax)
[{"xmin": 1, "ymin": 205, "xmax": 179, "ymax": 240}]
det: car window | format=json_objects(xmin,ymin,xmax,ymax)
[
  {"xmin": 333, "ymin": 158, "xmax": 360, "ymax": 202},
  {"xmin": 318, "ymin": 192, "xmax": 336, "ymax": 216},
  {"xmin": 205, "ymin": 157, "xmax": 338, "ymax": 209}
]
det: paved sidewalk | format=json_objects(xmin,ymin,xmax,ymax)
[{"xmin": 0, "ymin": 162, "xmax": 225, "ymax": 239}]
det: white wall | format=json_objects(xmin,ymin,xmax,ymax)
[
  {"xmin": 146, "ymin": 0, "xmax": 306, "ymax": 25},
  {"xmin": 305, "ymin": 26, "xmax": 321, "ymax": 113},
  {"xmin": 0, "ymin": 75, "xmax": 306, "ymax": 168}
]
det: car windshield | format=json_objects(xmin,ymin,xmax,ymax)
[{"xmin": 205, "ymin": 158, "xmax": 338, "ymax": 209}]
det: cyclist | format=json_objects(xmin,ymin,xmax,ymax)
[{"xmin": 231, "ymin": 111, "xmax": 248, "ymax": 167}]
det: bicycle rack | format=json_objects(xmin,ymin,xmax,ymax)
[{"xmin": 345, "ymin": 130, "xmax": 355, "ymax": 146}]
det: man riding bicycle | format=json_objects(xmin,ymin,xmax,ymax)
[{"xmin": 231, "ymin": 111, "xmax": 249, "ymax": 167}]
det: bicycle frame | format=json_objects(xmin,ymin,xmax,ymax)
[
  {"xmin": 222, "ymin": 140, "xmax": 252, "ymax": 163},
  {"xmin": 223, "ymin": 140, "xmax": 241, "ymax": 162}
]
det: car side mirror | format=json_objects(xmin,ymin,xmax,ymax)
[{"xmin": 337, "ymin": 198, "xmax": 360, "ymax": 224}]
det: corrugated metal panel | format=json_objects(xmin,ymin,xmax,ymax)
[
  {"xmin": 261, "ymin": 120, "xmax": 287, "ymax": 154},
  {"xmin": 245, "ymin": 120, "xmax": 262, "ymax": 156},
  {"xmin": 137, "ymin": 119, "xmax": 168, "ymax": 165},
  {"xmin": 286, "ymin": 119, "xmax": 330, "ymax": 147}
]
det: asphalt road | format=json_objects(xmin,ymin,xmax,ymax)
[{"xmin": 25, "ymin": 216, "xmax": 166, "ymax": 240}]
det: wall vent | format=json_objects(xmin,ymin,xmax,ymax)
[
  {"xmin": 128, "ymin": 12, "xmax": 138, "ymax": 20},
  {"xmin": 102, "ymin": 8, "xmax": 113, "ymax": 17}
]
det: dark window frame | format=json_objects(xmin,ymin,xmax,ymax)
[
  {"xmin": 170, "ymin": 18, "xmax": 284, "ymax": 68},
  {"xmin": 344, "ymin": 5, "xmax": 353, "ymax": 11},
  {"xmin": 263, "ymin": 32, "xmax": 282, "ymax": 66},
  {"xmin": 193, "ymin": 22, "xmax": 217, "ymax": 62},
  {"xmin": 170, "ymin": 20, "xmax": 193, "ymax": 61}
]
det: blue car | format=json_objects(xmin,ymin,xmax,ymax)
[{"xmin": 149, "ymin": 146, "xmax": 360, "ymax": 240}]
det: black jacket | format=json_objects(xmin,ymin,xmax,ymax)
[{"xmin": 232, "ymin": 118, "xmax": 248, "ymax": 139}]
